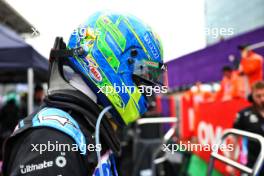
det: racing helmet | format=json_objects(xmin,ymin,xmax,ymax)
[{"xmin": 67, "ymin": 11, "xmax": 165, "ymax": 125}]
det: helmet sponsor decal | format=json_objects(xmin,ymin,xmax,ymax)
[
  {"xmin": 144, "ymin": 60, "xmax": 159, "ymax": 68},
  {"xmin": 86, "ymin": 56, "xmax": 99, "ymax": 68},
  {"xmin": 143, "ymin": 32, "xmax": 160, "ymax": 59},
  {"xmin": 89, "ymin": 66, "xmax": 102, "ymax": 82}
]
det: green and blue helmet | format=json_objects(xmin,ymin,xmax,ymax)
[{"xmin": 67, "ymin": 11, "xmax": 164, "ymax": 126}]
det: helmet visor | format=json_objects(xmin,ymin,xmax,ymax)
[{"xmin": 132, "ymin": 59, "xmax": 167, "ymax": 87}]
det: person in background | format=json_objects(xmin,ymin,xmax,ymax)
[
  {"xmin": 0, "ymin": 93, "xmax": 20, "ymax": 161},
  {"xmin": 238, "ymin": 45, "xmax": 263, "ymax": 91},
  {"xmin": 19, "ymin": 92, "xmax": 27, "ymax": 117},
  {"xmin": 191, "ymin": 82, "xmax": 214, "ymax": 104},
  {"xmin": 233, "ymin": 81, "xmax": 264, "ymax": 175},
  {"xmin": 34, "ymin": 84, "xmax": 44, "ymax": 110},
  {"xmin": 216, "ymin": 66, "xmax": 241, "ymax": 101}
]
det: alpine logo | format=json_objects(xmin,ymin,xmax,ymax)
[
  {"xmin": 143, "ymin": 33, "xmax": 160, "ymax": 59},
  {"xmin": 38, "ymin": 114, "xmax": 77, "ymax": 128}
]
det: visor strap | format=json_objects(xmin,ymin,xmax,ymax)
[{"xmin": 50, "ymin": 47, "xmax": 84, "ymax": 59}]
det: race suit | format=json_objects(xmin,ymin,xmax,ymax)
[{"xmin": 2, "ymin": 90, "xmax": 120, "ymax": 176}]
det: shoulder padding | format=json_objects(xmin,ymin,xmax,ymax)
[{"xmin": 32, "ymin": 107, "xmax": 87, "ymax": 155}]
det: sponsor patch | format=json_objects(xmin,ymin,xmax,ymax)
[
  {"xmin": 20, "ymin": 154, "xmax": 67, "ymax": 174},
  {"xmin": 20, "ymin": 160, "xmax": 53, "ymax": 174}
]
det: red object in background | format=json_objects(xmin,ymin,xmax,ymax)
[
  {"xmin": 156, "ymin": 95, "xmax": 162, "ymax": 114},
  {"xmin": 169, "ymin": 96, "xmax": 177, "ymax": 128},
  {"xmin": 193, "ymin": 98, "xmax": 250, "ymax": 175},
  {"xmin": 180, "ymin": 93, "xmax": 194, "ymax": 139},
  {"xmin": 239, "ymin": 51, "xmax": 263, "ymax": 86}
]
